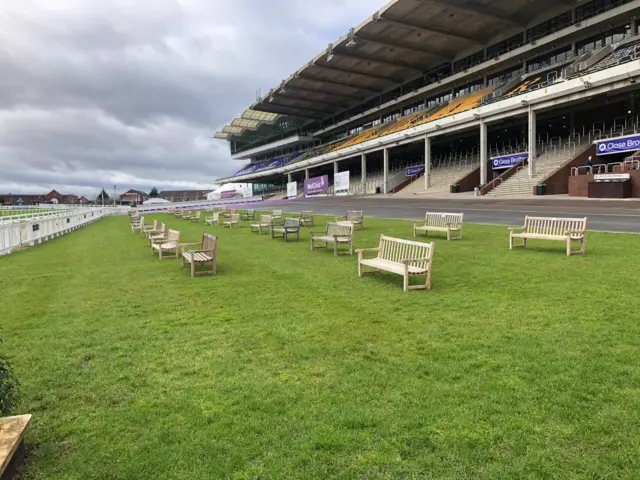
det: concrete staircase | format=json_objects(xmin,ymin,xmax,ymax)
[
  {"xmin": 489, "ymin": 141, "xmax": 591, "ymax": 196},
  {"xmin": 397, "ymin": 163, "xmax": 477, "ymax": 196}
]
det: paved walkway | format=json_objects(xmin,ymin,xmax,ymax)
[{"xmin": 254, "ymin": 195, "xmax": 640, "ymax": 233}]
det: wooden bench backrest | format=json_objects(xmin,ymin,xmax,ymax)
[
  {"xmin": 259, "ymin": 215, "xmax": 272, "ymax": 225},
  {"xmin": 167, "ymin": 229, "xmax": 180, "ymax": 243},
  {"xmin": 247, "ymin": 209, "xmax": 255, "ymax": 214},
  {"xmin": 326, "ymin": 222, "xmax": 353, "ymax": 237},
  {"xmin": 273, "ymin": 209, "xmax": 283, "ymax": 216},
  {"xmin": 301, "ymin": 210, "xmax": 314, "ymax": 220},
  {"xmin": 345, "ymin": 210, "xmax": 363, "ymax": 221},
  {"xmin": 424, "ymin": 212, "xmax": 463, "ymax": 228},
  {"xmin": 159, "ymin": 223, "xmax": 166, "ymax": 233},
  {"xmin": 229, "ymin": 214, "xmax": 240, "ymax": 222},
  {"xmin": 193, "ymin": 211, "xmax": 201, "ymax": 218},
  {"xmin": 284, "ymin": 218, "xmax": 300, "ymax": 228},
  {"xmin": 211, "ymin": 212, "xmax": 219, "ymax": 220},
  {"xmin": 151, "ymin": 220, "xmax": 158, "ymax": 229},
  {"xmin": 524, "ymin": 216, "xmax": 587, "ymax": 235},
  {"xmin": 378, "ymin": 235, "xmax": 434, "ymax": 266},
  {"xmin": 202, "ymin": 233, "xmax": 218, "ymax": 253}
]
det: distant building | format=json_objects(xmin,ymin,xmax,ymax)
[
  {"xmin": 0, "ymin": 190, "xmax": 82, "ymax": 205},
  {"xmin": 157, "ymin": 190, "xmax": 211, "ymax": 202},
  {"xmin": 119, "ymin": 189, "xmax": 148, "ymax": 205}
]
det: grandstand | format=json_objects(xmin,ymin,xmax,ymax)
[{"xmin": 215, "ymin": 0, "xmax": 640, "ymax": 197}]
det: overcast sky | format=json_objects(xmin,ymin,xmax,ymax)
[{"xmin": 0, "ymin": 0, "xmax": 373, "ymax": 198}]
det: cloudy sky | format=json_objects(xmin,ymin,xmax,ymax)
[{"xmin": 0, "ymin": 0, "xmax": 373, "ymax": 198}]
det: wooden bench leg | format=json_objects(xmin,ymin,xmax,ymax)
[
  {"xmin": 403, "ymin": 265, "xmax": 409, "ymax": 292},
  {"xmin": 191, "ymin": 260, "xmax": 196, "ymax": 277}
]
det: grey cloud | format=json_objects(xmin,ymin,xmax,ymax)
[{"xmin": 0, "ymin": 0, "xmax": 373, "ymax": 197}]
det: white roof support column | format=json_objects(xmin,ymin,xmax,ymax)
[
  {"xmin": 424, "ymin": 135, "xmax": 431, "ymax": 191},
  {"xmin": 361, "ymin": 154, "xmax": 367, "ymax": 185},
  {"xmin": 333, "ymin": 160, "xmax": 339, "ymax": 175},
  {"xmin": 383, "ymin": 148, "xmax": 389, "ymax": 194},
  {"xmin": 287, "ymin": 173, "xmax": 293, "ymax": 183},
  {"xmin": 480, "ymin": 120, "xmax": 488, "ymax": 185},
  {"xmin": 305, "ymin": 168, "xmax": 310, "ymax": 180},
  {"xmin": 528, "ymin": 107, "xmax": 537, "ymax": 178}
]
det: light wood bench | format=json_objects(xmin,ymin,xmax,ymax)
[
  {"xmin": 357, "ymin": 235, "xmax": 434, "ymax": 291},
  {"xmin": 336, "ymin": 211, "xmax": 364, "ymax": 230},
  {"xmin": 0, "ymin": 414, "xmax": 32, "ymax": 479},
  {"xmin": 250, "ymin": 215, "xmax": 272, "ymax": 234},
  {"xmin": 152, "ymin": 229, "xmax": 181, "ymax": 259},
  {"xmin": 181, "ymin": 233, "xmax": 218, "ymax": 276},
  {"xmin": 131, "ymin": 216, "xmax": 144, "ymax": 235},
  {"xmin": 182, "ymin": 211, "xmax": 193, "ymax": 220},
  {"xmin": 299, "ymin": 210, "xmax": 315, "ymax": 227},
  {"xmin": 143, "ymin": 220, "xmax": 159, "ymax": 238},
  {"xmin": 272, "ymin": 218, "xmax": 300, "ymax": 242},
  {"xmin": 190, "ymin": 211, "xmax": 201, "ymax": 223},
  {"xmin": 148, "ymin": 223, "xmax": 166, "ymax": 243},
  {"xmin": 413, "ymin": 212, "xmax": 463, "ymax": 240},
  {"xmin": 509, "ymin": 216, "xmax": 587, "ymax": 256},
  {"xmin": 272, "ymin": 209, "xmax": 283, "ymax": 225},
  {"xmin": 311, "ymin": 222, "xmax": 354, "ymax": 256},
  {"xmin": 241, "ymin": 209, "xmax": 255, "ymax": 221},
  {"xmin": 223, "ymin": 213, "xmax": 240, "ymax": 228},
  {"xmin": 206, "ymin": 212, "xmax": 220, "ymax": 226}
]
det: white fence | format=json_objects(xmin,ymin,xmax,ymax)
[
  {"xmin": 0, "ymin": 208, "xmax": 111, "ymax": 256},
  {"xmin": 135, "ymin": 196, "xmax": 264, "ymax": 214}
]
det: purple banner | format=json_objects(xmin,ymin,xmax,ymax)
[
  {"xmin": 220, "ymin": 190, "xmax": 237, "ymax": 199},
  {"xmin": 304, "ymin": 175, "xmax": 329, "ymax": 195}
]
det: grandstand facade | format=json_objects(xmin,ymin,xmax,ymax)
[{"xmin": 216, "ymin": 0, "xmax": 640, "ymax": 197}]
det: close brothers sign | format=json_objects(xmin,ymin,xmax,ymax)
[
  {"xmin": 304, "ymin": 175, "xmax": 329, "ymax": 196},
  {"xmin": 491, "ymin": 152, "xmax": 528, "ymax": 170},
  {"xmin": 595, "ymin": 134, "xmax": 640, "ymax": 155}
]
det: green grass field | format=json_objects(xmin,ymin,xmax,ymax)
[{"xmin": 2, "ymin": 213, "xmax": 640, "ymax": 479}]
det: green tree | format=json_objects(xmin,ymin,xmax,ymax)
[
  {"xmin": 96, "ymin": 189, "xmax": 110, "ymax": 203},
  {"xmin": 149, "ymin": 187, "xmax": 158, "ymax": 198}
]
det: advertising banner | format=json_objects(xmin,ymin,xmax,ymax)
[
  {"xmin": 220, "ymin": 190, "xmax": 237, "ymax": 199},
  {"xmin": 286, "ymin": 181, "xmax": 297, "ymax": 198},
  {"xmin": 242, "ymin": 185, "xmax": 253, "ymax": 198},
  {"xmin": 334, "ymin": 171, "xmax": 350, "ymax": 191},
  {"xmin": 406, "ymin": 165, "xmax": 425, "ymax": 177},
  {"xmin": 304, "ymin": 175, "xmax": 329, "ymax": 196},
  {"xmin": 595, "ymin": 134, "xmax": 640, "ymax": 155},
  {"xmin": 491, "ymin": 152, "xmax": 528, "ymax": 170}
]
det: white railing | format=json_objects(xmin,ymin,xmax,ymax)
[
  {"xmin": 0, "ymin": 208, "xmax": 111, "ymax": 256},
  {"xmin": 135, "ymin": 196, "xmax": 264, "ymax": 214}
]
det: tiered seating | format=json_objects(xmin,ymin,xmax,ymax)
[
  {"xmin": 503, "ymin": 76, "xmax": 542, "ymax": 98},
  {"xmin": 588, "ymin": 41, "xmax": 640, "ymax": 73},
  {"xmin": 379, "ymin": 110, "xmax": 429, "ymax": 137},
  {"xmin": 414, "ymin": 88, "xmax": 493, "ymax": 127}
]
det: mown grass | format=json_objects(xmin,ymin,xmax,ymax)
[{"xmin": 2, "ymin": 212, "xmax": 640, "ymax": 479}]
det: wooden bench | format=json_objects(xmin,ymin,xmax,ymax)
[
  {"xmin": 147, "ymin": 223, "xmax": 166, "ymax": 241},
  {"xmin": 190, "ymin": 211, "xmax": 201, "ymax": 223},
  {"xmin": 181, "ymin": 233, "xmax": 218, "ymax": 276},
  {"xmin": 149, "ymin": 226, "xmax": 168, "ymax": 251},
  {"xmin": 336, "ymin": 211, "xmax": 364, "ymax": 230},
  {"xmin": 272, "ymin": 209, "xmax": 284, "ymax": 225},
  {"xmin": 272, "ymin": 218, "xmax": 300, "ymax": 242},
  {"xmin": 509, "ymin": 216, "xmax": 587, "ymax": 256},
  {"xmin": 152, "ymin": 229, "xmax": 181, "ymax": 259},
  {"xmin": 241, "ymin": 209, "xmax": 255, "ymax": 221},
  {"xmin": 311, "ymin": 222, "xmax": 354, "ymax": 256},
  {"xmin": 131, "ymin": 216, "xmax": 144, "ymax": 235},
  {"xmin": 0, "ymin": 414, "xmax": 32, "ymax": 480},
  {"xmin": 206, "ymin": 212, "xmax": 220, "ymax": 226},
  {"xmin": 299, "ymin": 210, "xmax": 315, "ymax": 227},
  {"xmin": 182, "ymin": 211, "xmax": 193, "ymax": 220},
  {"xmin": 223, "ymin": 213, "xmax": 240, "ymax": 228},
  {"xmin": 143, "ymin": 220, "xmax": 159, "ymax": 237},
  {"xmin": 250, "ymin": 215, "xmax": 272, "ymax": 234},
  {"xmin": 357, "ymin": 236, "xmax": 434, "ymax": 291},
  {"xmin": 413, "ymin": 212, "xmax": 463, "ymax": 240}
]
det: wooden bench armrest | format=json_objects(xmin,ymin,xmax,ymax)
[
  {"xmin": 310, "ymin": 230, "xmax": 324, "ymax": 236},
  {"xmin": 508, "ymin": 226, "xmax": 525, "ymax": 232},
  {"xmin": 180, "ymin": 242, "xmax": 202, "ymax": 253},
  {"xmin": 566, "ymin": 230, "xmax": 585, "ymax": 236},
  {"xmin": 355, "ymin": 247, "xmax": 379, "ymax": 254}
]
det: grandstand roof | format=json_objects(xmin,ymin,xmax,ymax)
[
  {"xmin": 215, "ymin": 110, "xmax": 281, "ymax": 140},
  {"xmin": 239, "ymin": 0, "xmax": 563, "ymax": 122}
]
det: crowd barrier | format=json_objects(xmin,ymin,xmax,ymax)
[{"xmin": 0, "ymin": 208, "xmax": 111, "ymax": 256}]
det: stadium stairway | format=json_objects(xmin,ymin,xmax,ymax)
[
  {"xmin": 488, "ymin": 140, "xmax": 591, "ymax": 196},
  {"xmin": 395, "ymin": 163, "xmax": 478, "ymax": 197}
]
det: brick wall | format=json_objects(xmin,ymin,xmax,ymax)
[{"xmin": 568, "ymin": 170, "xmax": 640, "ymax": 197}]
